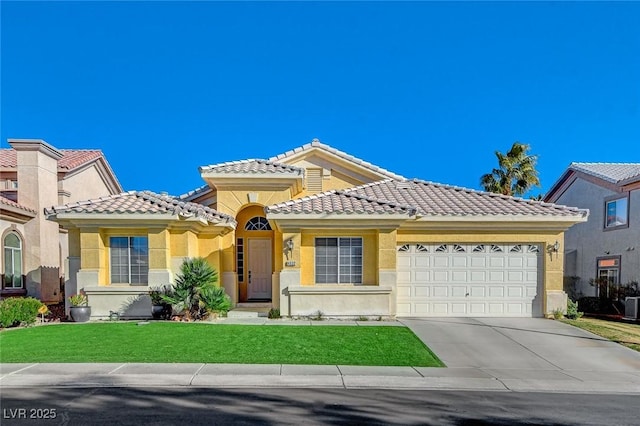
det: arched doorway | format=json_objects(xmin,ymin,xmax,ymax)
[{"xmin": 235, "ymin": 205, "xmax": 274, "ymax": 302}]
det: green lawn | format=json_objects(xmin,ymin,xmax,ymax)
[
  {"xmin": 0, "ymin": 322, "xmax": 443, "ymax": 366},
  {"xmin": 561, "ymin": 317, "xmax": 640, "ymax": 352}
]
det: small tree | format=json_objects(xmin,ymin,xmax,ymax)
[{"xmin": 481, "ymin": 142, "xmax": 540, "ymax": 197}]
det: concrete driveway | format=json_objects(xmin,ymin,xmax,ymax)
[{"xmin": 401, "ymin": 317, "xmax": 640, "ymax": 391}]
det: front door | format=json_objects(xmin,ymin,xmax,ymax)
[{"xmin": 248, "ymin": 239, "xmax": 272, "ymax": 300}]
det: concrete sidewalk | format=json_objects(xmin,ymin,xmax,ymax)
[{"xmin": 2, "ymin": 317, "xmax": 640, "ymax": 394}]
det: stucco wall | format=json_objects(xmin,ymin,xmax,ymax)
[
  {"xmin": 62, "ymin": 165, "xmax": 114, "ymax": 203},
  {"xmin": 555, "ymin": 179, "xmax": 639, "ymax": 295}
]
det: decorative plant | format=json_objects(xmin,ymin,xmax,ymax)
[
  {"xmin": 69, "ymin": 293, "xmax": 88, "ymax": 307},
  {"xmin": 199, "ymin": 285, "xmax": 231, "ymax": 316},
  {"xmin": 552, "ymin": 308, "xmax": 564, "ymax": 320},
  {"xmin": 268, "ymin": 308, "xmax": 281, "ymax": 319},
  {"xmin": 149, "ymin": 285, "xmax": 172, "ymax": 305},
  {"xmin": 161, "ymin": 257, "xmax": 229, "ymax": 320},
  {"xmin": 565, "ymin": 299, "xmax": 583, "ymax": 320}
]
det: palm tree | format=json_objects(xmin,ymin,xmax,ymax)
[{"xmin": 480, "ymin": 142, "xmax": 540, "ymax": 197}]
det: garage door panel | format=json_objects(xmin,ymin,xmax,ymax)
[
  {"xmin": 433, "ymin": 257, "xmax": 449, "ymax": 267},
  {"xmin": 507, "ymin": 287, "xmax": 523, "ymax": 297},
  {"xmin": 489, "ymin": 257, "xmax": 505, "ymax": 267},
  {"xmin": 432, "ymin": 286, "xmax": 448, "ymax": 297},
  {"xmin": 489, "ymin": 303, "xmax": 504, "ymax": 314},
  {"xmin": 415, "ymin": 257, "xmax": 430, "ymax": 267},
  {"xmin": 415, "ymin": 271, "xmax": 430, "ymax": 282},
  {"xmin": 452, "ymin": 257, "xmax": 467, "ymax": 267},
  {"xmin": 451, "ymin": 271, "xmax": 467, "ymax": 282},
  {"xmin": 508, "ymin": 257, "xmax": 524, "ymax": 268},
  {"xmin": 489, "ymin": 286, "xmax": 504, "ymax": 297},
  {"xmin": 396, "ymin": 286, "xmax": 411, "ymax": 297},
  {"xmin": 451, "ymin": 303, "xmax": 467, "ymax": 314},
  {"xmin": 508, "ymin": 271, "xmax": 524, "ymax": 282},
  {"xmin": 451, "ymin": 286, "xmax": 467, "ymax": 297},
  {"xmin": 470, "ymin": 271, "xmax": 486, "ymax": 282},
  {"xmin": 470, "ymin": 303, "xmax": 486, "ymax": 314},
  {"xmin": 470, "ymin": 287, "xmax": 485, "ymax": 297},
  {"xmin": 489, "ymin": 271, "xmax": 504, "ymax": 281},
  {"xmin": 415, "ymin": 287, "xmax": 430, "ymax": 297},
  {"xmin": 396, "ymin": 243, "xmax": 541, "ymax": 318},
  {"xmin": 470, "ymin": 256, "xmax": 486, "ymax": 267},
  {"xmin": 433, "ymin": 271, "xmax": 448, "ymax": 281}
]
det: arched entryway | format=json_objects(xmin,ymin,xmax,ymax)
[{"xmin": 235, "ymin": 205, "xmax": 274, "ymax": 302}]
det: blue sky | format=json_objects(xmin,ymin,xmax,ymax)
[{"xmin": 2, "ymin": 1, "xmax": 639, "ymax": 198}]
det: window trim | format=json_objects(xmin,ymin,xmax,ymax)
[
  {"xmin": 595, "ymin": 255, "xmax": 621, "ymax": 298},
  {"xmin": 2, "ymin": 231, "xmax": 24, "ymax": 289},
  {"xmin": 314, "ymin": 237, "xmax": 363, "ymax": 285},
  {"xmin": 603, "ymin": 193, "xmax": 630, "ymax": 231},
  {"xmin": 109, "ymin": 236, "xmax": 149, "ymax": 285}
]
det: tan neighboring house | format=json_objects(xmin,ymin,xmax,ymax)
[
  {"xmin": 545, "ymin": 163, "xmax": 640, "ymax": 296},
  {"xmin": 46, "ymin": 139, "xmax": 588, "ymax": 319},
  {"xmin": 1, "ymin": 139, "xmax": 121, "ymax": 303}
]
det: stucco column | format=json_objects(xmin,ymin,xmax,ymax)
[
  {"xmin": 78, "ymin": 228, "xmax": 103, "ymax": 287},
  {"xmin": 378, "ymin": 229, "xmax": 398, "ymax": 315},
  {"xmin": 544, "ymin": 234, "xmax": 568, "ymax": 316},
  {"xmin": 279, "ymin": 230, "xmax": 301, "ymax": 315},
  {"xmin": 148, "ymin": 228, "xmax": 172, "ymax": 285},
  {"xmin": 10, "ymin": 139, "xmax": 63, "ymax": 302}
]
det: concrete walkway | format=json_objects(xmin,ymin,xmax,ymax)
[{"xmin": 2, "ymin": 318, "xmax": 640, "ymax": 393}]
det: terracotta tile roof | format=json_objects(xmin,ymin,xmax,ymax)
[
  {"xmin": 199, "ymin": 159, "xmax": 304, "ymax": 175},
  {"xmin": 0, "ymin": 195, "xmax": 37, "ymax": 215},
  {"xmin": 266, "ymin": 189, "xmax": 416, "ymax": 216},
  {"xmin": 0, "ymin": 149, "xmax": 104, "ymax": 172},
  {"xmin": 45, "ymin": 191, "xmax": 236, "ymax": 225},
  {"xmin": 267, "ymin": 179, "xmax": 587, "ymax": 218},
  {"xmin": 269, "ymin": 139, "xmax": 405, "ymax": 180},
  {"xmin": 569, "ymin": 163, "xmax": 640, "ymax": 184}
]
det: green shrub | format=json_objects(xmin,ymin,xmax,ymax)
[
  {"xmin": 161, "ymin": 257, "xmax": 230, "ymax": 320},
  {"xmin": 566, "ymin": 299, "xmax": 583, "ymax": 320},
  {"xmin": 552, "ymin": 308, "xmax": 564, "ymax": 320},
  {"xmin": 268, "ymin": 308, "xmax": 281, "ymax": 319},
  {"xmin": 199, "ymin": 285, "xmax": 231, "ymax": 315},
  {"xmin": 0, "ymin": 297, "xmax": 45, "ymax": 328},
  {"xmin": 68, "ymin": 293, "xmax": 88, "ymax": 306}
]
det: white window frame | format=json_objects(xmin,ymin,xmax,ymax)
[
  {"xmin": 315, "ymin": 237, "xmax": 363, "ymax": 284},
  {"xmin": 110, "ymin": 236, "xmax": 149, "ymax": 285},
  {"xmin": 3, "ymin": 232, "xmax": 23, "ymax": 288}
]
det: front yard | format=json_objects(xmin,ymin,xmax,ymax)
[
  {"xmin": 0, "ymin": 322, "xmax": 443, "ymax": 366},
  {"xmin": 561, "ymin": 317, "xmax": 640, "ymax": 352}
]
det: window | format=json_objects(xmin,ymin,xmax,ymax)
[
  {"xmin": 315, "ymin": 237, "xmax": 362, "ymax": 284},
  {"xmin": 605, "ymin": 196, "xmax": 629, "ymax": 229},
  {"xmin": 245, "ymin": 216, "xmax": 272, "ymax": 231},
  {"xmin": 597, "ymin": 257, "xmax": 620, "ymax": 298},
  {"xmin": 3, "ymin": 233, "xmax": 23, "ymax": 288},
  {"xmin": 237, "ymin": 238, "xmax": 244, "ymax": 283},
  {"xmin": 110, "ymin": 237, "xmax": 148, "ymax": 284}
]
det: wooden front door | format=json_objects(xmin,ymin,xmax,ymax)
[{"xmin": 248, "ymin": 239, "xmax": 272, "ymax": 300}]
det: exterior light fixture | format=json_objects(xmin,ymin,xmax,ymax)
[
  {"xmin": 286, "ymin": 239, "xmax": 294, "ymax": 251},
  {"xmin": 553, "ymin": 241, "xmax": 560, "ymax": 253}
]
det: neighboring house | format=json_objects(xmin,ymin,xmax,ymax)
[
  {"xmin": 46, "ymin": 139, "xmax": 587, "ymax": 319},
  {"xmin": 545, "ymin": 163, "xmax": 640, "ymax": 297},
  {"xmin": 1, "ymin": 139, "xmax": 122, "ymax": 303}
]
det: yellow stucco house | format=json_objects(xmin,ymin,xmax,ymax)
[{"xmin": 46, "ymin": 140, "xmax": 588, "ymax": 319}]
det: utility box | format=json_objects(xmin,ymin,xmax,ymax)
[{"xmin": 624, "ymin": 297, "xmax": 640, "ymax": 320}]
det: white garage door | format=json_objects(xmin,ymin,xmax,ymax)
[{"xmin": 397, "ymin": 243, "xmax": 542, "ymax": 317}]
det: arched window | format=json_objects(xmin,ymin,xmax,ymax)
[
  {"xmin": 3, "ymin": 232, "xmax": 23, "ymax": 288},
  {"xmin": 245, "ymin": 217, "xmax": 272, "ymax": 231}
]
